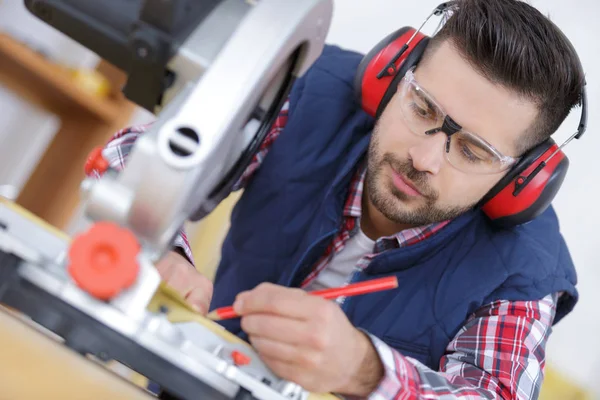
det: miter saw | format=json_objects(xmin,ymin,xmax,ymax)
[{"xmin": 0, "ymin": 1, "xmax": 336, "ymax": 399}]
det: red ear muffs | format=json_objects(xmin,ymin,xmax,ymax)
[
  {"xmin": 480, "ymin": 139, "xmax": 569, "ymax": 227},
  {"xmin": 353, "ymin": 27, "xmax": 430, "ymax": 119}
]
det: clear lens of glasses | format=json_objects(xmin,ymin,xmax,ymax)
[{"xmin": 397, "ymin": 70, "xmax": 518, "ymax": 174}]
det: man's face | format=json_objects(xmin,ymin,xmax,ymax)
[{"xmin": 366, "ymin": 40, "xmax": 538, "ymax": 226}]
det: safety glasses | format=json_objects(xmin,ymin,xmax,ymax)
[{"xmin": 397, "ymin": 68, "xmax": 519, "ymax": 175}]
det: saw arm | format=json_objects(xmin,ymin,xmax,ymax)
[{"xmin": 26, "ymin": 0, "xmax": 332, "ymax": 261}]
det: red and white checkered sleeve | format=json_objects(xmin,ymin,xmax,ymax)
[
  {"xmin": 362, "ymin": 293, "xmax": 558, "ymax": 400},
  {"xmin": 94, "ymin": 124, "xmax": 151, "ymax": 175}
]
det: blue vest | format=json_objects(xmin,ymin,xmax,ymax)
[{"xmin": 209, "ymin": 45, "xmax": 578, "ymax": 369}]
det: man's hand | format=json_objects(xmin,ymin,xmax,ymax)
[
  {"xmin": 155, "ymin": 251, "xmax": 213, "ymax": 315},
  {"xmin": 233, "ymin": 283, "xmax": 384, "ymax": 396}
]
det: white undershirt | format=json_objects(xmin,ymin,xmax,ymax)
[{"xmin": 304, "ymin": 225, "xmax": 376, "ymax": 291}]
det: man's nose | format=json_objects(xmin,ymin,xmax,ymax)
[{"xmin": 407, "ymin": 133, "xmax": 446, "ymax": 175}]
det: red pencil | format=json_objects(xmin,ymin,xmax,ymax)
[{"xmin": 206, "ymin": 276, "xmax": 398, "ymax": 321}]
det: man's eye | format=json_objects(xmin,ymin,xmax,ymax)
[
  {"xmin": 460, "ymin": 144, "xmax": 483, "ymax": 163},
  {"xmin": 410, "ymin": 103, "xmax": 435, "ymax": 120},
  {"xmin": 458, "ymin": 140, "xmax": 494, "ymax": 164}
]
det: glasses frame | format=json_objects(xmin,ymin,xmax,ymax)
[{"xmin": 398, "ymin": 67, "xmax": 520, "ymax": 175}]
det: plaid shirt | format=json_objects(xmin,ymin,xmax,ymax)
[
  {"xmin": 96, "ymin": 100, "xmax": 557, "ymax": 399},
  {"xmin": 300, "ymin": 163, "xmax": 450, "ymax": 291}
]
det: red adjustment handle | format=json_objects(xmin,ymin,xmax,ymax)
[
  {"xmin": 67, "ymin": 222, "xmax": 140, "ymax": 300},
  {"xmin": 84, "ymin": 146, "xmax": 109, "ymax": 176},
  {"xmin": 231, "ymin": 350, "xmax": 251, "ymax": 366}
]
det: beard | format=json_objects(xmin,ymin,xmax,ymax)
[{"xmin": 365, "ymin": 128, "xmax": 476, "ymax": 226}]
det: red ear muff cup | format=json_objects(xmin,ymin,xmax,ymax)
[
  {"xmin": 481, "ymin": 140, "xmax": 558, "ymax": 204},
  {"xmin": 481, "ymin": 140, "xmax": 569, "ymax": 227},
  {"xmin": 354, "ymin": 27, "xmax": 429, "ymax": 118},
  {"xmin": 354, "ymin": 27, "xmax": 411, "ymax": 112},
  {"xmin": 376, "ymin": 36, "xmax": 429, "ymax": 119}
]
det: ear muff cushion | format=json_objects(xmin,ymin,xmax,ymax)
[
  {"xmin": 481, "ymin": 139, "xmax": 569, "ymax": 226},
  {"xmin": 354, "ymin": 27, "xmax": 411, "ymax": 108},
  {"xmin": 353, "ymin": 28, "xmax": 429, "ymax": 118}
]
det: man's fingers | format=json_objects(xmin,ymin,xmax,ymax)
[
  {"xmin": 259, "ymin": 355, "xmax": 297, "ymax": 383},
  {"xmin": 155, "ymin": 251, "xmax": 188, "ymax": 282},
  {"xmin": 155, "ymin": 253, "xmax": 178, "ymax": 282},
  {"xmin": 249, "ymin": 335, "xmax": 325, "ymax": 370},
  {"xmin": 185, "ymin": 287, "xmax": 211, "ymax": 315},
  {"xmin": 184, "ymin": 273, "xmax": 213, "ymax": 314},
  {"xmin": 249, "ymin": 336, "xmax": 300, "ymax": 363},
  {"xmin": 155, "ymin": 251, "xmax": 213, "ymax": 313},
  {"xmin": 241, "ymin": 314, "xmax": 315, "ymax": 345},
  {"xmin": 165, "ymin": 262, "xmax": 196, "ymax": 296},
  {"xmin": 258, "ymin": 355, "xmax": 322, "ymax": 393},
  {"xmin": 234, "ymin": 282, "xmax": 315, "ymax": 320}
]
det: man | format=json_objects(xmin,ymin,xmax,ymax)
[{"xmin": 97, "ymin": 0, "xmax": 583, "ymax": 398}]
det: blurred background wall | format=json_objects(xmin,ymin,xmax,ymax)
[{"xmin": 0, "ymin": 0, "xmax": 597, "ymax": 398}]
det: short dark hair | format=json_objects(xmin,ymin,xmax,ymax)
[{"xmin": 422, "ymin": 0, "xmax": 585, "ymax": 154}]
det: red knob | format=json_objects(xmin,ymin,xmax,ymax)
[
  {"xmin": 68, "ymin": 222, "xmax": 140, "ymax": 300},
  {"xmin": 231, "ymin": 350, "xmax": 251, "ymax": 366},
  {"xmin": 84, "ymin": 146, "xmax": 109, "ymax": 176}
]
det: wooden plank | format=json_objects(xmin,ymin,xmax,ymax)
[
  {"xmin": 96, "ymin": 59, "xmax": 129, "ymax": 98},
  {"xmin": 0, "ymin": 33, "xmax": 120, "ymax": 122},
  {"xmin": 15, "ymin": 104, "xmax": 135, "ymax": 229},
  {"xmin": 0, "ymin": 33, "xmax": 138, "ymax": 229},
  {"xmin": 0, "ymin": 37, "xmax": 138, "ymax": 229},
  {"xmin": 15, "ymin": 117, "xmax": 98, "ymax": 229},
  {"xmin": 0, "ymin": 308, "xmax": 154, "ymax": 400}
]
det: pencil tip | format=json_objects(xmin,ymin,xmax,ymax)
[{"xmin": 206, "ymin": 311, "xmax": 220, "ymax": 321}]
